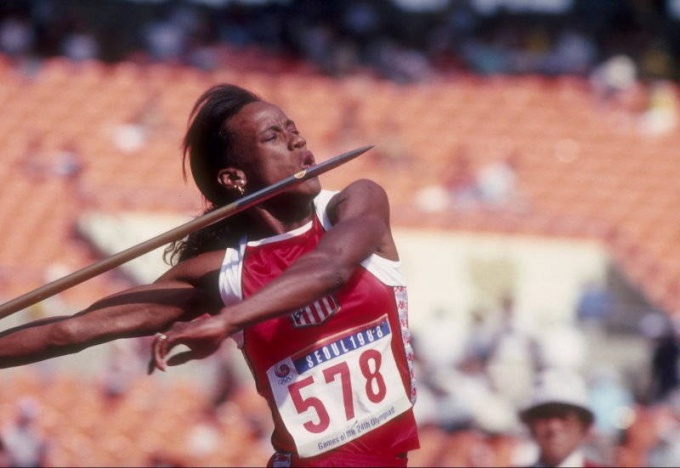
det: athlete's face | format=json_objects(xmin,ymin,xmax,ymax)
[
  {"xmin": 227, "ymin": 101, "xmax": 321, "ymax": 197},
  {"xmin": 527, "ymin": 407, "xmax": 589, "ymax": 467}
]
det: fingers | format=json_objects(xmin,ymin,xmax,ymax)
[
  {"xmin": 150, "ymin": 330, "xmax": 201, "ymax": 372},
  {"xmin": 149, "ymin": 317, "xmax": 225, "ymax": 372}
]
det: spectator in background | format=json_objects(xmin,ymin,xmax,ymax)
[
  {"xmin": 418, "ymin": 145, "xmax": 527, "ymax": 214},
  {"xmin": 549, "ymin": 26, "xmax": 597, "ymax": 76},
  {"xmin": 112, "ymin": 111, "xmax": 150, "ymax": 154},
  {"xmin": 52, "ymin": 140, "xmax": 84, "ymax": 181},
  {"xmin": 444, "ymin": 144, "xmax": 481, "ymax": 211},
  {"xmin": 518, "ymin": 369, "xmax": 602, "ymax": 468},
  {"xmin": 476, "ymin": 150, "xmax": 522, "ymax": 211},
  {"xmin": 575, "ymin": 278, "xmax": 612, "ymax": 330},
  {"xmin": 412, "ymin": 326, "xmax": 516, "ymax": 435},
  {"xmin": 18, "ymin": 135, "xmax": 46, "ymax": 180},
  {"xmin": 414, "ymin": 144, "xmax": 480, "ymax": 213},
  {"xmin": 112, "ymin": 119, "xmax": 144, "ymax": 153},
  {"xmin": 184, "ymin": 35, "xmax": 220, "ymax": 72},
  {"xmin": 644, "ymin": 313, "xmax": 680, "ymax": 403},
  {"xmin": 371, "ymin": 117, "xmax": 411, "ymax": 170},
  {"xmin": 589, "ymin": 54, "xmax": 639, "ymax": 111},
  {"xmin": 17, "ymin": 137, "xmax": 84, "ymax": 183},
  {"xmin": 60, "ymin": 21, "xmax": 99, "ymax": 62},
  {"xmin": 342, "ymin": 0, "xmax": 380, "ymax": 42},
  {"xmin": 646, "ymin": 389, "xmax": 680, "ymax": 467},
  {"xmin": 184, "ymin": 406, "xmax": 223, "ymax": 464},
  {"xmin": 0, "ymin": 437, "xmax": 10, "ymax": 467},
  {"xmin": 486, "ymin": 294, "xmax": 541, "ymax": 412},
  {"xmin": 460, "ymin": 27, "xmax": 512, "ymax": 76},
  {"xmin": 330, "ymin": 89, "xmax": 364, "ymax": 152},
  {"xmin": 461, "ymin": 307, "xmax": 498, "ymax": 366},
  {"xmin": 415, "ymin": 307, "xmax": 462, "ymax": 376},
  {"xmin": 586, "ymin": 367, "xmax": 635, "ymax": 462},
  {"xmin": 285, "ymin": 18, "xmax": 339, "ymax": 75},
  {"xmin": 1, "ymin": 398, "xmax": 49, "ymax": 468},
  {"xmin": 638, "ymin": 79, "xmax": 679, "ymax": 136},
  {"xmin": 0, "ymin": 14, "xmax": 34, "ymax": 62},
  {"xmin": 537, "ymin": 320, "xmax": 588, "ymax": 374},
  {"xmin": 143, "ymin": 13, "xmax": 186, "ymax": 63},
  {"xmin": 100, "ymin": 339, "xmax": 145, "ymax": 404}
]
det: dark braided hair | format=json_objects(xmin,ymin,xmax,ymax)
[{"xmin": 165, "ymin": 84, "xmax": 261, "ymax": 264}]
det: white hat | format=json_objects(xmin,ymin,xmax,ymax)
[{"xmin": 519, "ymin": 368, "xmax": 594, "ymax": 426}]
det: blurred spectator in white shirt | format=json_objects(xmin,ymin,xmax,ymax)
[
  {"xmin": 638, "ymin": 79, "xmax": 679, "ymax": 136},
  {"xmin": 589, "ymin": 54, "xmax": 638, "ymax": 108},
  {"xmin": 2, "ymin": 399, "xmax": 49, "ymax": 467}
]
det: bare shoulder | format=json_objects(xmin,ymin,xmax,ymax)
[
  {"xmin": 337, "ymin": 178, "xmax": 388, "ymax": 198},
  {"xmin": 327, "ymin": 179, "xmax": 390, "ymax": 216},
  {"xmin": 327, "ymin": 179, "xmax": 399, "ymax": 261}
]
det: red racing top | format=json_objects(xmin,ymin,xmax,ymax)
[{"xmin": 219, "ymin": 190, "xmax": 419, "ymax": 459}]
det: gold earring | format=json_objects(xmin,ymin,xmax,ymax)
[{"xmin": 236, "ymin": 183, "xmax": 245, "ymax": 196}]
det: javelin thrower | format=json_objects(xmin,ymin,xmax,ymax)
[{"xmin": 0, "ymin": 84, "xmax": 420, "ymax": 467}]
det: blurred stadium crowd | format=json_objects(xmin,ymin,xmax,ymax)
[
  {"xmin": 1, "ymin": 0, "xmax": 680, "ymax": 82},
  {"xmin": 0, "ymin": 0, "xmax": 679, "ymax": 467}
]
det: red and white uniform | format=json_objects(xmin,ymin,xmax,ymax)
[{"xmin": 219, "ymin": 190, "xmax": 419, "ymax": 464}]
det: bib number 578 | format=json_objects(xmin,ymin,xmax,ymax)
[{"xmin": 288, "ymin": 349, "xmax": 386, "ymax": 434}]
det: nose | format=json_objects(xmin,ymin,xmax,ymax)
[
  {"xmin": 543, "ymin": 416, "xmax": 566, "ymax": 432},
  {"xmin": 288, "ymin": 131, "xmax": 306, "ymax": 149}
]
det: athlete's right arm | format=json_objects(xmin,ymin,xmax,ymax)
[{"xmin": 0, "ymin": 250, "xmax": 223, "ymax": 368}]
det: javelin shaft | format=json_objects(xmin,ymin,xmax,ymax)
[{"xmin": 0, "ymin": 145, "xmax": 373, "ymax": 320}]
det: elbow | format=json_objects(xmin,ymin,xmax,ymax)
[
  {"xmin": 287, "ymin": 252, "xmax": 362, "ymax": 301},
  {"xmin": 318, "ymin": 259, "xmax": 356, "ymax": 294},
  {"xmin": 47, "ymin": 313, "xmax": 114, "ymax": 349},
  {"xmin": 48, "ymin": 318, "xmax": 84, "ymax": 348}
]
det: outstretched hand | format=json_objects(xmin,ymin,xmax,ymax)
[{"xmin": 150, "ymin": 315, "xmax": 228, "ymax": 373}]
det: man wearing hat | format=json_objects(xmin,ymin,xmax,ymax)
[{"xmin": 519, "ymin": 368, "xmax": 601, "ymax": 468}]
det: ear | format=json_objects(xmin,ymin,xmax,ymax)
[{"xmin": 217, "ymin": 167, "xmax": 247, "ymax": 191}]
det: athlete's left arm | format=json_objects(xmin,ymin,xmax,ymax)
[
  {"xmin": 233, "ymin": 178, "xmax": 398, "ymax": 322},
  {"xmin": 152, "ymin": 179, "xmax": 398, "ymax": 369}
]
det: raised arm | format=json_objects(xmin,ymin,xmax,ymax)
[
  {"xmin": 0, "ymin": 251, "xmax": 223, "ymax": 368},
  {"xmin": 152, "ymin": 179, "xmax": 398, "ymax": 369},
  {"xmin": 229, "ymin": 178, "xmax": 398, "ymax": 326}
]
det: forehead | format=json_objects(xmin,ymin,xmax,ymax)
[
  {"xmin": 528, "ymin": 406, "xmax": 582, "ymax": 423},
  {"xmin": 228, "ymin": 101, "xmax": 290, "ymax": 132}
]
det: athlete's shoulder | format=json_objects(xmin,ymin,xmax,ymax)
[
  {"xmin": 326, "ymin": 179, "xmax": 389, "ymax": 212},
  {"xmin": 338, "ymin": 179, "xmax": 388, "ymax": 197}
]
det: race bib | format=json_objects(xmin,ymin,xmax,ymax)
[{"xmin": 266, "ymin": 316, "xmax": 412, "ymax": 457}]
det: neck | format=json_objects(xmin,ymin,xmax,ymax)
[
  {"xmin": 247, "ymin": 196, "xmax": 315, "ymax": 238},
  {"xmin": 539, "ymin": 449, "xmax": 583, "ymax": 468}
]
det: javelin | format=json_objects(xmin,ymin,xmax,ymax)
[{"xmin": 0, "ymin": 144, "xmax": 373, "ymax": 320}]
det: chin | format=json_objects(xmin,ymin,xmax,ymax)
[
  {"xmin": 274, "ymin": 180, "xmax": 321, "ymax": 207},
  {"xmin": 300, "ymin": 178, "xmax": 322, "ymax": 196}
]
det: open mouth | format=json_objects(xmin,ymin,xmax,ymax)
[{"xmin": 300, "ymin": 151, "xmax": 315, "ymax": 168}]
